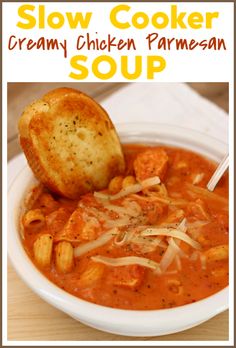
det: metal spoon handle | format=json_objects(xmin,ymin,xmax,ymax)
[{"xmin": 207, "ymin": 154, "xmax": 229, "ymax": 192}]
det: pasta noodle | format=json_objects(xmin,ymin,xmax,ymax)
[
  {"xmin": 122, "ymin": 175, "xmax": 137, "ymax": 189},
  {"xmin": 23, "ymin": 209, "xmax": 45, "ymax": 228},
  {"xmin": 108, "ymin": 176, "xmax": 123, "ymax": 194},
  {"xmin": 39, "ymin": 193, "xmax": 58, "ymax": 209},
  {"xmin": 33, "ymin": 233, "xmax": 53, "ymax": 268},
  {"xmin": 55, "ymin": 241, "xmax": 74, "ymax": 273}
]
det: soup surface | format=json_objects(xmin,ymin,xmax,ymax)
[{"xmin": 21, "ymin": 145, "xmax": 229, "ymax": 310}]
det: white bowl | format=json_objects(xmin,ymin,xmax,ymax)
[{"xmin": 8, "ymin": 123, "xmax": 229, "ymax": 337}]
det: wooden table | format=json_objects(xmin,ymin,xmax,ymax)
[{"xmin": 7, "ymin": 82, "xmax": 229, "ymax": 341}]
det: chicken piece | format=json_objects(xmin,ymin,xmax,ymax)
[
  {"xmin": 54, "ymin": 208, "xmax": 85, "ymax": 242},
  {"xmin": 54, "ymin": 206, "xmax": 102, "ymax": 242},
  {"xmin": 138, "ymin": 199, "xmax": 167, "ymax": 224},
  {"xmin": 78, "ymin": 262, "xmax": 105, "ymax": 288},
  {"xmin": 109, "ymin": 265, "xmax": 145, "ymax": 289},
  {"xmin": 205, "ymin": 245, "xmax": 229, "ymax": 262},
  {"xmin": 134, "ymin": 148, "xmax": 169, "ymax": 182},
  {"xmin": 18, "ymin": 87, "xmax": 125, "ymax": 199},
  {"xmin": 45, "ymin": 208, "xmax": 71, "ymax": 235},
  {"xmin": 37, "ymin": 193, "xmax": 59, "ymax": 214}
]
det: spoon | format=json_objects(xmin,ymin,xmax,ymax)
[{"xmin": 207, "ymin": 154, "xmax": 229, "ymax": 191}]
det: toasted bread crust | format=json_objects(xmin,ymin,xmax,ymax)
[{"xmin": 18, "ymin": 88, "xmax": 125, "ymax": 199}]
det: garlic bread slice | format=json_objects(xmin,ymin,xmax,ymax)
[{"xmin": 18, "ymin": 87, "xmax": 125, "ymax": 199}]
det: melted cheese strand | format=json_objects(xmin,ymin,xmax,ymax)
[
  {"xmin": 91, "ymin": 255, "xmax": 161, "ymax": 273},
  {"xmin": 113, "ymin": 230, "xmax": 165, "ymax": 253},
  {"xmin": 186, "ymin": 183, "xmax": 228, "ymax": 205},
  {"xmin": 141, "ymin": 228, "xmax": 201, "ymax": 250},
  {"xmin": 94, "ymin": 176, "xmax": 160, "ymax": 201},
  {"xmin": 168, "ymin": 237, "xmax": 186, "ymax": 257},
  {"xmin": 178, "ymin": 218, "xmax": 187, "ymax": 233},
  {"xmin": 159, "ymin": 243, "xmax": 177, "ymax": 272},
  {"xmin": 74, "ymin": 228, "xmax": 118, "ymax": 257},
  {"xmin": 104, "ymin": 218, "xmax": 130, "ymax": 228},
  {"xmin": 141, "ymin": 176, "xmax": 161, "ymax": 188},
  {"xmin": 140, "ymin": 192, "xmax": 188, "ymax": 206},
  {"xmin": 160, "ymin": 219, "xmax": 187, "ymax": 271},
  {"xmin": 94, "ymin": 184, "xmax": 142, "ymax": 201},
  {"xmin": 104, "ymin": 201, "xmax": 141, "ymax": 218}
]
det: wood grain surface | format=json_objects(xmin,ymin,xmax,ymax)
[{"xmin": 7, "ymin": 82, "xmax": 229, "ymax": 342}]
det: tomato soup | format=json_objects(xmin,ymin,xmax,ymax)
[{"xmin": 21, "ymin": 145, "xmax": 229, "ymax": 310}]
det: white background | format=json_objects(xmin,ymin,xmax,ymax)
[{"xmin": 2, "ymin": 2, "xmax": 234, "ymax": 82}]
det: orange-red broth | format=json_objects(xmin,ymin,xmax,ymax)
[{"xmin": 22, "ymin": 145, "xmax": 229, "ymax": 310}]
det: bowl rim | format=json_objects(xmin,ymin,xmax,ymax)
[
  {"xmin": 115, "ymin": 122, "xmax": 228, "ymax": 145},
  {"xmin": 7, "ymin": 123, "xmax": 229, "ymax": 334}
]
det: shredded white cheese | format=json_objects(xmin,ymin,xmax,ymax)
[
  {"xmin": 141, "ymin": 228, "xmax": 201, "ymax": 250},
  {"xmin": 168, "ymin": 237, "xmax": 186, "ymax": 257},
  {"xmin": 94, "ymin": 176, "xmax": 160, "ymax": 201},
  {"xmin": 178, "ymin": 218, "xmax": 188, "ymax": 233},
  {"xmin": 74, "ymin": 228, "xmax": 118, "ymax": 257},
  {"xmin": 160, "ymin": 243, "xmax": 177, "ymax": 272},
  {"xmin": 91, "ymin": 255, "xmax": 161, "ymax": 274}
]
